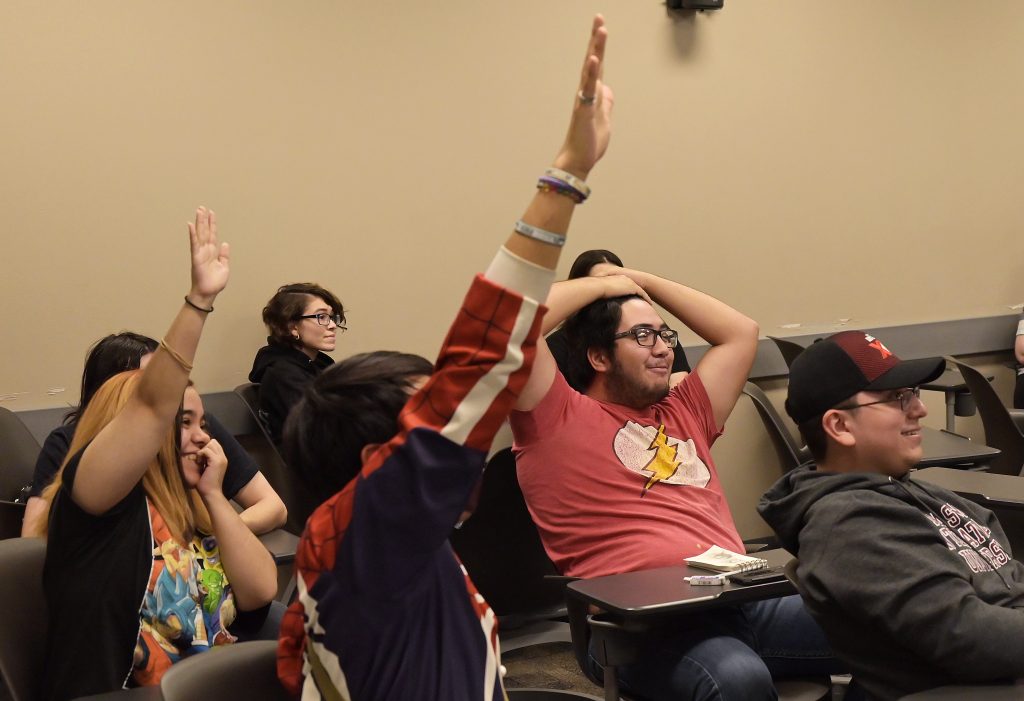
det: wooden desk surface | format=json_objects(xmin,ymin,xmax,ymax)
[
  {"xmin": 566, "ymin": 549, "xmax": 794, "ymax": 617},
  {"xmin": 913, "ymin": 467, "xmax": 1024, "ymax": 512},
  {"xmin": 917, "ymin": 427, "xmax": 1000, "ymax": 468}
]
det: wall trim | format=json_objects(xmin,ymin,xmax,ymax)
[{"xmin": 17, "ymin": 314, "xmax": 1019, "ymax": 443}]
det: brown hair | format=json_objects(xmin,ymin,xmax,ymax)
[
  {"xmin": 261, "ymin": 283, "xmax": 345, "ymax": 348},
  {"xmin": 36, "ymin": 371, "xmax": 210, "ymax": 541}
]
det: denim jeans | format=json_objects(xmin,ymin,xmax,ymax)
[{"xmin": 590, "ymin": 594, "xmax": 842, "ymax": 701}]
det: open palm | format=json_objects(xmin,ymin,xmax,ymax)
[{"xmin": 188, "ymin": 206, "xmax": 230, "ymax": 299}]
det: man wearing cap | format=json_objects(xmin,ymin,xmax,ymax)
[{"xmin": 759, "ymin": 330, "xmax": 1024, "ymax": 700}]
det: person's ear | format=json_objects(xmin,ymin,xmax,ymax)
[
  {"xmin": 359, "ymin": 442, "xmax": 383, "ymax": 465},
  {"xmin": 822, "ymin": 409, "xmax": 856, "ymax": 448},
  {"xmin": 588, "ymin": 346, "xmax": 612, "ymax": 374}
]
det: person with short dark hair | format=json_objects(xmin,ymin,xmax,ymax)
[
  {"xmin": 759, "ymin": 330, "xmax": 1024, "ymax": 700},
  {"xmin": 249, "ymin": 281, "xmax": 345, "ymax": 444},
  {"xmin": 545, "ymin": 249, "xmax": 689, "ymax": 389},
  {"xmin": 275, "ymin": 16, "xmax": 613, "ymax": 698}
]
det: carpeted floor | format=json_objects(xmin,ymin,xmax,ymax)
[{"xmin": 502, "ymin": 642, "xmax": 601, "ymax": 696}]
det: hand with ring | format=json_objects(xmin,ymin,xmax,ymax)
[{"xmin": 553, "ymin": 15, "xmax": 614, "ymax": 181}]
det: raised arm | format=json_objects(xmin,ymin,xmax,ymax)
[
  {"xmin": 72, "ymin": 208, "xmax": 230, "ymax": 515},
  {"xmin": 591, "ymin": 263, "xmax": 758, "ymax": 428},
  {"xmin": 511, "ymin": 15, "xmax": 614, "ymax": 410},
  {"xmin": 541, "ymin": 275, "xmax": 650, "ymax": 336}
]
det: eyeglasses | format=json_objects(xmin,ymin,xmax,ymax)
[
  {"xmin": 297, "ymin": 312, "xmax": 346, "ymax": 329},
  {"xmin": 612, "ymin": 326, "xmax": 679, "ymax": 348},
  {"xmin": 838, "ymin": 387, "xmax": 921, "ymax": 413}
]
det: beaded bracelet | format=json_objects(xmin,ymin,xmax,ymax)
[
  {"xmin": 514, "ymin": 220, "xmax": 566, "ymax": 248},
  {"xmin": 537, "ymin": 177, "xmax": 585, "ymax": 204}
]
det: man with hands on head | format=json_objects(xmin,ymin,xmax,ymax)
[
  {"xmin": 275, "ymin": 15, "xmax": 612, "ymax": 701},
  {"xmin": 510, "ymin": 201, "xmax": 840, "ymax": 699}
]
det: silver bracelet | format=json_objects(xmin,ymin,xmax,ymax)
[{"xmin": 514, "ymin": 220, "xmax": 566, "ymax": 248}]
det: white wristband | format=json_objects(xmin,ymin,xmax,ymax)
[
  {"xmin": 514, "ymin": 220, "xmax": 566, "ymax": 248},
  {"xmin": 544, "ymin": 167, "xmax": 591, "ymax": 199}
]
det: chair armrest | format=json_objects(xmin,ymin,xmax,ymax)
[{"xmin": 258, "ymin": 528, "xmax": 299, "ymax": 565}]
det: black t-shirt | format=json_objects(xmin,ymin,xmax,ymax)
[
  {"xmin": 42, "ymin": 449, "xmax": 152, "ymax": 700},
  {"xmin": 30, "ymin": 413, "xmax": 258, "ymax": 500}
]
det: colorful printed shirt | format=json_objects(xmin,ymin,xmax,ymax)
[
  {"xmin": 133, "ymin": 504, "xmax": 237, "ymax": 685},
  {"xmin": 511, "ymin": 370, "xmax": 744, "ymax": 578},
  {"xmin": 277, "ymin": 270, "xmax": 547, "ymax": 700},
  {"xmin": 42, "ymin": 452, "xmax": 238, "ymax": 700}
]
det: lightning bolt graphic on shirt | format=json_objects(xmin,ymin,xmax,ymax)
[{"xmin": 642, "ymin": 424, "xmax": 681, "ymax": 495}]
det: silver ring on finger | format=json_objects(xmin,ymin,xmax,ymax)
[{"xmin": 577, "ymin": 90, "xmax": 597, "ymax": 106}]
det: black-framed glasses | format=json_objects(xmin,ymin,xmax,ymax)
[
  {"xmin": 297, "ymin": 312, "xmax": 346, "ymax": 329},
  {"xmin": 838, "ymin": 387, "xmax": 921, "ymax": 413},
  {"xmin": 612, "ymin": 326, "xmax": 679, "ymax": 349}
]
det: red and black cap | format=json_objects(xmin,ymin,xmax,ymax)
[{"xmin": 785, "ymin": 330, "xmax": 945, "ymax": 425}]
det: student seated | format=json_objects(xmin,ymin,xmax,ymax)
[
  {"xmin": 22, "ymin": 331, "xmax": 286, "ymax": 536},
  {"xmin": 759, "ymin": 330, "xmax": 1024, "ymax": 700},
  {"xmin": 544, "ymin": 248, "xmax": 690, "ymax": 387},
  {"xmin": 275, "ymin": 16, "xmax": 611, "ymax": 698},
  {"xmin": 249, "ymin": 282, "xmax": 345, "ymax": 444},
  {"xmin": 38, "ymin": 208, "xmax": 278, "ymax": 700}
]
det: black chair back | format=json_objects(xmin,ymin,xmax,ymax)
[
  {"xmin": 768, "ymin": 336, "xmax": 807, "ymax": 371},
  {"xmin": 160, "ymin": 640, "xmax": 288, "ymax": 701},
  {"xmin": 0, "ymin": 407, "xmax": 41, "ymax": 502},
  {"xmin": 0, "ymin": 537, "xmax": 47, "ymax": 701},
  {"xmin": 742, "ymin": 382, "xmax": 810, "ymax": 471},
  {"xmin": 449, "ymin": 448, "xmax": 566, "ymax": 625},
  {"xmin": 947, "ymin": 360, "xmax": 1024, "ymax": 476},
  {"xmin": 231, "ymin": 384, "xmax": 321, "ymax": 535}
]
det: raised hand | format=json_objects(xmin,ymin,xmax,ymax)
[
  {"xmin": 595, "ymin": 273, "xmax": 654, "ymax": 305},
  {"xmin": 553, "ymin": 15, "xmax": 614, "ymax": 179},
  {"xmin": 188, "ymin": 206, "xmax": 230, "ymax": 303}
]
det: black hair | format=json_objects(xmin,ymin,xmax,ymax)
[
  {"xmin": 567, "ymin": 249, "xmax": 624, "ymax": 280},
  {"xmin": 262, "ymin": 282, "xmax": 345, "ymax": 348},
  {"xmin": 282, "ymin": 351, "xmax": 434, "ymax": 500},
  {"xmin": 66, "ymin": 332, "xmax": 159, "ymax": 424},
  {"xmin": 798, "ymin": 416, "xmax": 829, "ymax": 463},
  {"xmin": 562, "ymin": 294, "xmax": 643, "ymax": 392}
]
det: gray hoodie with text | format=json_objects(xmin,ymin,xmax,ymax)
[{"xmin": 758, "ymin": 467, "xmax": 1024, "ymax": 700}]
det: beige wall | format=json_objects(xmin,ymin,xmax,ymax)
[{"xmin": 3, "ymin": 1, "xmax": 1024, "ymax": 410}]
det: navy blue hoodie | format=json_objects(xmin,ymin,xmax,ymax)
[{"xmin": 759, "ymin": 466, "xmax": 1024, "ymax": 700}]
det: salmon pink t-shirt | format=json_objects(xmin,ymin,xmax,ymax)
[{"xmin": 511, "ymin": 371, "xmax": 743, "ymax": 578}]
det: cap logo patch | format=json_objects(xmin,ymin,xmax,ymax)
[{"xmin": 864, "ymin": 334, "xmax": 893, "ymax": 360}]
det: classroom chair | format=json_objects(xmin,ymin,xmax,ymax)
[{"xmin": 947, "ymin": 359, "xmax": 1024, "ymax": 476}]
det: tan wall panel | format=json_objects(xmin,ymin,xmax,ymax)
[{"xmin": 3, "ymin": 1, "xmax": 1024, "ymax": 409}]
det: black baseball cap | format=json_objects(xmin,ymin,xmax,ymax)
[{"xmin": 785, "ymin": 331, "xmax": 945, "ymax": 425}]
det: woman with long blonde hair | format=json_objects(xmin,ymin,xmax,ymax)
[{"xmin": 39, "ymin": 208, "xmax": 277, "ymax": 700}]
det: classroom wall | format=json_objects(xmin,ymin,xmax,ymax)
[{"xmin": 3, "ymin": 1, "xmax": 1024, "ymax": 411}]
